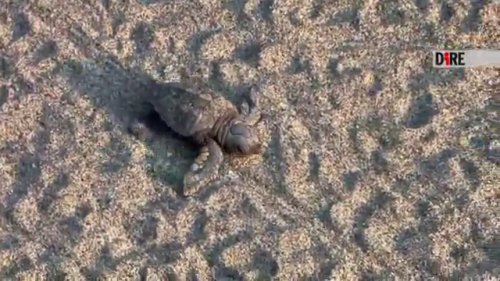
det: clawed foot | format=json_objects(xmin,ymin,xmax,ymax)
[
  {"xmin": 239, "ymin": 86, "xmax": 262, "ymax": 126},
  {"xmin": 183, "ymin": 139, "xmax": 224, "ymax": 196}
]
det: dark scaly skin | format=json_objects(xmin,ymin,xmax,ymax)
[
  {"xmin": 148, "ymin": 82, "xmax": 239, "ymax": 143},
  {"xmin": 131, "ymin": 81, "xmax": 263, "ymax": 196}
]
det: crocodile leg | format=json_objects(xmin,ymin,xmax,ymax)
[
  {"xmin": 239, "ymin": 86, "xmax": 262, "ymax": 126},
  {"xmin": 183, "ymin": 139, "xmax": 224, "ymax": 196}
]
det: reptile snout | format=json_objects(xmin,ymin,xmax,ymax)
[{"xmin": 225, "ymin": 123, "xmax": 263, "ymax": 155}]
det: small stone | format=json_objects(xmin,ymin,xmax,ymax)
[
  {"xmin": 336, "ymin": 63, "xmax": 344, "ymax": 73},
  {"xmin": 458, "ymin": 136, "xmax": 469, "ymax": 148}
]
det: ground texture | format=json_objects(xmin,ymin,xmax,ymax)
[{"xmin": 0, "ymin": 0, "xmax": 499, "ymax": 280}]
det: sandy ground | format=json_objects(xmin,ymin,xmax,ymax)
[{"xmin": 0, "ymin": 0, "xmax": 499, "ymax": 280}]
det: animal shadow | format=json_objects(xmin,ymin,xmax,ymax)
[{"xmin": 58, "ymin": 58, "xmax": 198, "ymax": 195}]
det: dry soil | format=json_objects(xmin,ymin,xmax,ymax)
[{"xmin": 0, "ymin": 0, "xmax": 499, "ymax": 280}]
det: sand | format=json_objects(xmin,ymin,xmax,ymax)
[{"xmin": 0, "ymin": 0, "xmax": 499, "ymax": 280}]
